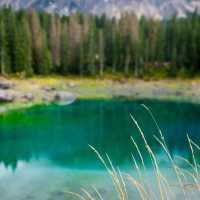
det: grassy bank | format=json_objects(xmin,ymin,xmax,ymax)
[{"xmin": 0, "ymin": 76, "xmax": 200, "ymax": 113}]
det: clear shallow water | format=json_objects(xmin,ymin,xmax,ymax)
[{"xmin": 0, "ymin": 99, "xmax": 200, "ymax": 199}]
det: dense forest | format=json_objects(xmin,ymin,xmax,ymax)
[{"xmin": 0, "ymin": 7, "xmax": 200, "ymax": 78}]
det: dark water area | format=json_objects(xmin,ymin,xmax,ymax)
[{"xmin": 0, "ymin": 99, "xmax": 200, "ymax": 199}]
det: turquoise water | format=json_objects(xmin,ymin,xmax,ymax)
[{"xmin": 0, "ymin": 99, "xmax": 200, "ymax": 199}]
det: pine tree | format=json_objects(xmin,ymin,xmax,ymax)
[
  {"xmin": 171, "ymin": 16, "xmax": 178, "ymax": 74},
  {"xmin": 28, "ymin": 10, "xmax": 53, "ymax": 74},
  {"xmin": 155, "ymin": 22, "xmax": 165, "ymax": 63},
  {"xmin": 0, "ymin": 11, "xmax": 6, "ymax": 75},
  {"xmin": 79, "ymin": 40, "xmax": 84, "ymax": 76},
  {"xmin": 124, "ymin": 46, "xmax": 131, "ymax": 76},
  {"xmin": 60, "ymin": 21, "xmax": 69, "ymax": 74},
  {"xmin": 67, "ymin": 14, "xmax": 82, "ymax": 73},
  {"xmin": 190, "ymin": 11, "xmax": 199, "ymax": 71},
  {"xmin": 99, "ymin": 29, "xmax": 104, "ymax": 76},
  {"xmin": 28, "ymin": 10, "xmax": 43, "ymax": 74},
  {"xmin": 0, "ymin": 7, "xmax": 199, "ymax": 78},
  {"xmin": 40, "ymin": 29, "xmax": 52, "ymax": 74},
  {"xmin": 78, "ymin": 13, "xmax": 89, "ymax": 76},
  {"xmin": 111, "ymin": 22, "xmax": 120, "ymax": 73},
  {"xmin": 15, "ymin": 12, "xmax": 33, "ymax": 76},
  {"xmin": 49, "ymin": 14, "xmax": 61, "ymax": 70},
  {"xmin": 3, "ymin": 8, "xmax": 17, "ymax": 74},
  {"xmin": 87, "ymin": 17, "xmax": 96, "ymax": 75}
]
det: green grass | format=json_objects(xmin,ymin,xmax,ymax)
[{"xmin": 67, "ymin": 105, "xmax": 200, "ymax": 200}]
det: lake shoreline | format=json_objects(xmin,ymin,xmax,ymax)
[{"xmin": 0, "ymin": 76, "xmax": 200, "ymax": 113}]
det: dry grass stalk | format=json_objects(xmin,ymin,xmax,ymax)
[{"xmin": 67, "ymin": 105, "xmax": 200, "ymax": 200}]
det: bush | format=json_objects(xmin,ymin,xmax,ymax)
[{"xmin": 142, "ymin": 63, "xmax": 171, "ymax": 80}]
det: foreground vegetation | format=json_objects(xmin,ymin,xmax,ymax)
[
  {"xmin": 68, "ymin": 106, "xmax": 200, "ymax": 200},
  {"xmin": 0, "ymin": 8, "xmax": 200, "ymax": 78}
]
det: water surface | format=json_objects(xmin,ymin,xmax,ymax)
[{"xmin": 0, "ymin": 99, "xmax": 200, "ymax": 199}]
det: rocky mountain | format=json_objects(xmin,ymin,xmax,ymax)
[{"xmin": 0, "ymin": 0, "xmax": 200, "ymax": 19}]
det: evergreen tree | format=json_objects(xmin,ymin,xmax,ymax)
[
  {"xmin": 40, "ymin": 29, "xmax": 52, "ymax": 74},
  {"xmin": 0, "ymin": 11, "xmax": 6, "ymax": 75},
  {"xmin": 28, "ymin": 10, "xmax": 43, "ymax": 74},
  {"xmin": 78, "ymin": 13, "xmax": 89, "ymax": 76},
  {"xmin": 3, "ymin": 8, "xmax": 17, "ymax": 74},
  {"xmin": 60, "ymin": 21, "xmax": 69, "ymax": 74},
  {"xmin": 15, "ymin": 12, "xmax": 33, "ymax": 76},
  {"xmin": 0, "ymin": 7, "xmax": 199, "ymax": 78},
  {"xmin": 171, "ymin": 16, "xmax": 178, "ymax": 74},
  {"xmin": 111, "ymin": 23, "xmax": 117, "ymax": 73},
  {"xmin": 99, "ymin": 29, "xmax": 104, "ymax": 76},
  {"xmin": 79, "ymin": 39, "xmax": 84, "ymax": 76},
  {"xmin": 49, "ymin": 14, "xmax": 61, "ymax": 70},
  {"xmin": 67, "ymin": 14, "xmax": 82, "ymax": 73},
  {"xmin": 28, "ymin": 10, "xmax": 52, "ymax": 74},
  {"xmin": 87, "ymin": 17, "xmax": 96, "ymax": 75},
  {"xmin": 155, "ymin": 22, "xmax": 165, "ymax": 63}
]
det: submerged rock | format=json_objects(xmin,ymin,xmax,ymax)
[
  {"xmin": 0, "ymin": 81, "xmax": 14, "ymax": 89},
  {"xmin": 22, "ymin": 93, "xmax": 34, "ymax": 101},
  {"xmin": 152, "ymin": 88, "xmax": 171, "ymax": 96},
  {"xmin": 54, "ymin": 91, "xmax": 76, "ymax": 105},
  {"xmin": 175, "ymin": 91, "xmax": 183, "ymax": 97},
  {"xmin": 0, "ymin": 91, "xmax": 15, "ymax": 102},
  {"xmin": 42, "ymin": 86, "xmax": 56, "ymax": 92}
]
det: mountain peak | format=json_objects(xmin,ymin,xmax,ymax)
[{"xmin": 0, "ymin": 0, "xmax": 200, "ymax": 19}]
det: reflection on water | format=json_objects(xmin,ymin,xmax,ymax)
[{"xmin": 0, "ymin": 99, "xmax": 199, "ymax": 171}]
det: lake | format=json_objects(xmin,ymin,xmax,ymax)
[{"xmin": 0, "ymin": 99, "xmax": 200, "ymax": 199}]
